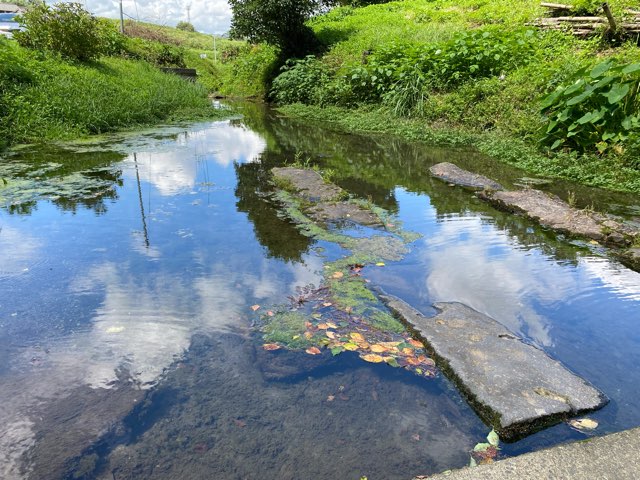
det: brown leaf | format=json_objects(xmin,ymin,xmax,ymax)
[
  {"xmin": 331, "ymin": 271, "xmax": 344, "ymax": 279},
  {"xmin": 251, "ymin": 305, "xmax": 260, "ymax": 311},
  {"xmin": 317, "ymin": 323, "xmax": 329, "ymax": 330},
  {"xmin": 408, "ymin": 339, "xmax": 423, "ymax": 348},
  {"xmin": 326, "ymin": 331, "xmax": 336, "ymax": 339},
  {"xmin": 370, "ymin": 344, "xmax": 387, "ymax": 353},
  {"xmin": 262, "ymin": 343, "xmax": 281, "ymax": 351},
  {"xmin": 327, "ymin": 395, "xmax": 335, "ymax": 402},
  {"xmin": 362, "ymin": 353, "xmax": 384, "ymax": 363},
  {"xmin": 306, "ymin": 347, "xmax": 322, "ymax": 355},
  {"xmin": 267, "ymin": 310, "xmax": 275, "ymax": 317},
  {"xmin": 350, "ymin": 332, "xmax": 365, "ymax": 342}
]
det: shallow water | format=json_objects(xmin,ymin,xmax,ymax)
[{"xmin": 1, "ymin": 103, "xmax": 639, "ymax": 479}]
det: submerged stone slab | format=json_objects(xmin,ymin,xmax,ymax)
[
  {"xmin": 272, "ymin": 167, "xmax": 382, "ymax": 226},
  {"xmin": 480, "ymin": 189, "xmax": 636, "ymax": 247},
  {"xmin": 429, "ymin": 162, "xmax": 504, "ymax": 191},
  {"xmin": 379, "ymin": 294, "xmax": 608, "ymax": 440},
  {"xmin": 272, "ymin": 167, "xmax": 343, "ymax": 202}
]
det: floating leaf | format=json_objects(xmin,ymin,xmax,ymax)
[
  {"xmin": 327, "ymin": 395, "xmax": 335, "ymax": 401},
  {"xmin": 344, "ymin": 342, "xmax": 358, "ymax": 351},
  {"xmin": 362, "ymin": 353, "xmax": 384, "ymax": 363},
  {"xmin": 326, "ymin": 321, "xmax": 338, "ymax": 329},
  {"xmin": 402, "ymin": 347, "xmax": 414, "ymax": 356},
  {"xmin": 568, "ymin": 418, "xmax": 598, "ymax": 431},
  {"xmin": 304, "ymin": 331, "xmax": 313, "ymax": 339},
  {"xmin": 375, "ymin": 262, "xmax": 385, "ymax": 267},
  {"xmin": 331, "ymin": 346, "xmax": 344, "ymax": 356},
  {"xmin": 487, "ymin": 429, "xmax": 499, "ymax": 447},
  {"xmin": 106, "ymin": 326, "xmax": 124, "ymax": 333},
  {"xmin": 370, "ymin": 344, "xmax": 387, "ymax": 353},
  {"xmin": 384, "ymin": 357, "xmax": 399, "ymax": 367},
  {"xmin": 251, "ymin": 305, "xmax": 260, "ymax": 311},
  {"xmin": 267, "ymin": 311, "xmax": 275, "ymax": 317},
  {"xmin": 263, "ymin": 343, "xmax": 281, "ymax": 351},
  {"xmin": 317, "ymin": 323, "xmax": 330, "ymax": 330},
  {"xmin": 473, "ymin": 443, "xmax": 492, "ymax": 452},
  {"xmin": 306, "ymin": 347, "xmax": 321, "ymax": 355},
  {"xmin": 331, "ymin": 271, "xmax": 344, "ymax": 279},
  {"xmin": 350, "ymin": 332, "xmax": 366, "ymax": 342},
  {"xmin": 322, "ymin": 302, "xmax": 333, "ymax": 307},
  {"xmin": 312, "ymin": 313, "xmax": 322, "ymax": 319},
  {"xmin": 408, "ymin": 339, "xmax": 423, "ymax": 348},
  {"xmin": 326, "ymin": 331, "xmax": 336, "ymax": 339}
]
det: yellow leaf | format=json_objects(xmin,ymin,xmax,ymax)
[
  {"xmin": 350, "ymin": 332, "xmax": 365, "ymax": 342},
  {"xmin": 343, "ymin": 342, "xmax": 358, "ymax": 351},
  {"xmin": 306, "ymin": 347, "xmax": 322, "ymax": 355},
  {"xmin": 304, "ymin": 331, "xmax": 313, "ymax": 339},
  {"xmin": 326, "ymin": 321, "xmax": 338, "ymax": 329},
  {"xmin": 263, "ymin": 343, "xmax": 281, "ymax": 351},
  {"xmin": 569, "ymin": 418, "xmax": 598, "ymax": 430},
  {"xmin": 402, "ymin": 347, "xmax": 414, "ymax": 356},
  {"xmin": 370, "ymin": 344, "xmax": 387, "ymax": 353},
  {"xmin": 251, "ymin": 305, "xmax": 260, "ymax": 311},
  {"xmin": 376, "ymin": 262, "xmax": 385, "ymax": 267},
  {"xmin": 326, "ymin": 331, "xmax": 336, "ymax": 339},
  {"xmin": 362, "ymin": 354, "xmax": 384, "ymax": 363},
  {"xmin": 106, "ymin": 326, "xmax": 124, "ymax": 333},
  {"xmin": 331, "ymin": 271, "xmax": 344, "ymax": 279}
]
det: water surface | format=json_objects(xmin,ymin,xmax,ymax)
[{"xmin": 1, "ymin": 104, "xmax": 639, "ymax": 479}]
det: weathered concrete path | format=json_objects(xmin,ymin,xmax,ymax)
[
  {"xmin": 429, "ymin": 162, "xmax": 504, "ymax": 191},
  {"xmin": 379, "ymin": 294, "xmax": 608, "ymax": 440},
  {"xmin": 423, "ymin": 426, "xmax": 640, "ymax": 480}
]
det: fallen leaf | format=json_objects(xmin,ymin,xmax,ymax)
[
  {"xmin": 568, "ymin": 418, "xmax": 598, "ymax": 431},
  {"xmin": 402, "ymin": 347, "xmax": 414, "ymax": 356},
  {"xmin": 408, "ymin": 339, "xmax": 423, "ymax": 348},
  {"xmin": 375, "ymin": 262, "xmax": 385, "ymax": 267},
  {"xmin": 407, "ymin": 357, "xmax": 422, "ymax": 366},
  {"xmin": 411, "ymin": 434, "xmax": 420, "ymax": 442},
  {"xmin": 330, "ymin": 346, "xmax": 344, "ymax": 356},
  {"xmin": 326, "ymin": 331, "xmax": 336, "ymax": 339},
  {"xmin": 312, "ymin": 313, "xmax": 322, "ymax": 319},
  {"xmin": 327, "ymin": 395, "xmax": 335, "ymax": 402},
  {"xmin": 350, "ymin": 332, "xmax": 365, "ymax": 342},
  {"xmin": 343, "ymin": 342, "xmax": 358, "ymax": 351},
  {"xmin": 306, "ymin": 347, "xmax": 322, "ymax": 355},
  {"xmin": 106, "ymin": 326, "xmax": 125, "ymax": 334},
  {"xmin": 384, "ymin": 357, "xmax": 400, "ymax": 367},
  {"xmin": 262, "ymin": 343, "xmax": 281, "ymax": 351},
  {"xmin": 331, "ymin": 271, "xmax": 344, "ymax": 279},
  {"xmin": 370, "ymin": 344, "xmax": 387, "ymax": 353},
  {"xmin": 292, "ymin": 335, "xmax": 300, "ymax": 340},
  {"xmin": 317, "ymin": 323, "xmax": 329, "ymax": 330},
  {"xmin": 323, "ymin": 302, "xmax": 333, "ymax": 307},
  {"xmin": 251, "ymin": 305, "xmax": 260, "ymax": 311},
  {"xmin": 267, "ymin": 311, "xmax": 275, "ymax": 317},
  {"xmin": 362, "ymin": 354, "xmax": 384, "ymax": 363},
  {"xmin": 487, "ymin": 429, "xmax": 500, "ymax": 447},
  {"xmin": 304, "ymin": 331, "xmax": 313, "ymax": 339},
  {"xmin": 326, "ymin": 321, "xmax": 338, "ymax": 329}
]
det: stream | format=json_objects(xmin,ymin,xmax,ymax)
[{"xmin": 1, "ymin": 102, "xmax": 639, "ymax": 479}]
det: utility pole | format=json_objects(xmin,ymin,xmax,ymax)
[
  {"xmin": 186, "ymin": 3, "xmax": 191, "ymax": 23},
  {"xmin": 119, "ymin": 0, "xmax": 124, "ymax": 33}
]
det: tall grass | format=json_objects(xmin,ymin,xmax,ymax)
[{"xmin": 0, "ymin": 39, "xmax": 224, "ymax": 148}]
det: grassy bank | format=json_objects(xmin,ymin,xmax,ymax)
[
  {"xmin": 244, "ymin": 0, "xmax": 640, "ymax": 194},
  {"xmin": 0, "ymin": 23, "xmax": 236, "ymax": 151}
]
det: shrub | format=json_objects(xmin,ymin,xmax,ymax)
[
  {"xmin": 15, "ymin": 2, "xmax": 105, "ymax": 62},
  {"xmin": 176, "ymin": 21, "xmax": 195, "ymax": 32},
  {"xmin": 540, "ymin": 60, "xmax": 640, "ymax": 153},
  {"xmin": 271, "ymin": 56, "xmax": 330, "ymax": 104}
]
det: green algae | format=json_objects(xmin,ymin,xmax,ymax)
[{"xmin": 262, "ymin": 311, "xmax": 312, "ymax": 350}]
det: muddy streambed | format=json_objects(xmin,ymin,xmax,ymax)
[{"xmin": 1, "ymin": 103, "xmax": 639, "ymax": 479}]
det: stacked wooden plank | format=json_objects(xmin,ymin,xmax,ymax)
[{"xmin": 529, "ymin": 2, "xmax": 640, "ymax": 37}]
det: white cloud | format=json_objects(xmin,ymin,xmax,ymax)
[{"xmin": 56, "ymin": 0, "xmax": 233, "ymax": 35}]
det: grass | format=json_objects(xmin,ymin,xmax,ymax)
[{"xmin": 0, "ymin": 38, "xmax": 230, "ymax": 149}]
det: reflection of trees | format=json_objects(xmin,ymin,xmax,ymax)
[
  {"xmin": 234, "ymin": 151, "xmax": 312, "ymax": 262},
  {"xmin": 1, "ymin": 147, "xmax": 124, "ymax": 215}
]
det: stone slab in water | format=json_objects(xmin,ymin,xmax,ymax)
[
  {"xmin": 480, "ymin": 189, "xmax": 636, "ymax": 246},
  {"xmin": 429, "ymin": 162, "xmax": 504, "ymax": 191},
  {"xmin": 379, "ymin": 293, "xmax": 608, "ymax": 440},
  {"xmin": 272, "ymin": 167, "xmax": 382, "ymax": 226}
]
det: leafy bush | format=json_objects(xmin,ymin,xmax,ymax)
[
  {"xmin": 121, "ymin": 37, "xmax": 186, "ymax": 67},
  {"xmin": 271, "ymin": 56, "xmax": 330, "ymax": 104},
  {"xmin": 540, "ymin": 60, "xmax": 640, "ymax": 153},
  {"xmin": 15, "ymin": 2, "xmax": 105, "ymax": 62},
  {"xmin": 176, "ymin": 21, "xmax": 195, "ymax": 32}
]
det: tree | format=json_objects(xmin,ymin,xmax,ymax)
[{"xmin": 229, "ymin": 0, "xmax": 321, "ymax": 59}]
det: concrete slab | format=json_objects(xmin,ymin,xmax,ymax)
[
  {"xmin": 379, "ymin": 294, "xmax": 608, "ymax": 440},
  {"xmin": 429, "ymin": 162, "xmax": 504, "ymax": 191},
  {"xmin": 422, "ymin": 427, "xmax": 640, "ymax": 480}
]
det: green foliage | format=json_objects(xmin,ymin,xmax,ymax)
[
  {"xmin": 121, "ymin": 37, "xmax": 186, "ymax": 67},
  {"xmin": 271, "ymin": 56, "xmax": 330, "ymax": 104},
  {"xmin": 229, "ymin": 0, "xmax": 321, "ymax": 58},
  {"xmin": 15, "ymin": 2, "xmax": 105, "ymax": 62},
  {"xmin": 0, "ymin": 41, "xmax": 223, "ymax": 148},
  {"xmin": 541, "ymin": 60, "xmax": 640, "ymax": 154},
  {"xmin": 176, "ymin": 21, "xmax": 195, "ymax": 32}
]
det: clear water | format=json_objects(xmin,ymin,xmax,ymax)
[{"xmin": 1, "ymin": 103, "xmax": 639, "ymax": 479}]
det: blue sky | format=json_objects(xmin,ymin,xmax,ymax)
[{"xmin": 80, "ymin": 0, "xmax": 232, "ymax": 34}]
